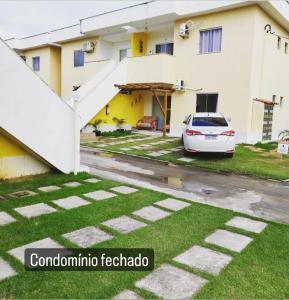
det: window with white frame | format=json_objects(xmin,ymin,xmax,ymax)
[{"xmin": 199, "ymin": 28, "xmax": 222, "ymax": 54}]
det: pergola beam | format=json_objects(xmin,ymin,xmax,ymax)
[{"xmin": 114, "ymin": 82, "xmax": 175, "ymax": 137}]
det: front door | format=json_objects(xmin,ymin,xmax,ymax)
[
  {"xmin": 262, "ymin": 104, "xmax": 274, "ymax": 141},
  {"xmin": 152, "ymin": 96, "xmax": 171, "ymax": 130}
]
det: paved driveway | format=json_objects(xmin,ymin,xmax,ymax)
[{"xmin": 81, "ymin": 148, "xmax": 289, "ymax": 224}]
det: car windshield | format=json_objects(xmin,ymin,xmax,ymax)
[{"xmin": 192, "ymin": 117, "xmax": 228, "ymax": 127}]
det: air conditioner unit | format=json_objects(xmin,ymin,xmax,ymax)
[
  {"xmin": 179, "ymin": 23, "xmax": 189, "ymax": 39},
  {"xmin": 83, "ymin": 41, "xmax": 95, "ymax": 53},
  {"xmin": 176, "ymin": 80, "xmax": 185, "ymax": 91}
]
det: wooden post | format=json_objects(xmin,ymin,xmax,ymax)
[{"xmin": 163, "ymin": 91, "xmax": 168, "ymax": 138}]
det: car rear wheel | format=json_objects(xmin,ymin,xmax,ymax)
[{"xmin": 225, "ymin": 153, "xmax": 234, "ymax": 158}]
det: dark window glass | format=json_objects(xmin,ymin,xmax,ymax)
[
  {"xmin": 155, "ymin": 43, "xmax": 174, "ymax": 55},
  {"xmin": 32, "ymin": 56, "xmax": 40, "ymax": 71},
  {"xmin": 74, "ymin": 50, "xmax": 84, "ymax": 67},
  {"xmin": 196, "ymin": 94, "xmax": 218, "ymax": 112},
  {"xmin": 192, "ymin": 117, "xmax": 228, "ymax": 127}
]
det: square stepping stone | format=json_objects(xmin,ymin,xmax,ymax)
[
  {"xmin": 8, "ymin": 237, "xmax": 64, "ymax": 264},
  {"xmin": 147, "ymin": 152, "xmax": 162, "ymax": 157},
  {"xmin": 131, "ymin": 146, "xmax": 142, "ymax": 150},
  {"xmin": 62, "ymin": 181, "xmax": 81, "ymax": 188},
  {"xmin": 97, "ymin": 144, "xmax": 108, "ymax": 147},
  {"xmin": 62, "ymin": 226, "xmax": 113, "ymax": 248},
  {"xmin": 177, "ymin": 157, "xmax": 194, "ymax": 163},
  {"xmin": 226, "ymin": 216, "xmax": 267, "ymax": 233},
  {"xmin": 154, "ymin": 198, "xmax": 191, "ymax": 211},
  {"xmin": 113, "ymin": 289, "xmax": 143, "ymax": 299},
  {"xmin": 83, "ymin": 178, "xmax": 101, "ymax": 184},
  {"xmin": 84, "ymin": 190, "xmax": 116, "ymax": 201},
  {"xmin": 9, "ymin": 190, "xmax": 37, "ymax": 198},
  {"xmin": 174, "ymin": 245, "xmax": 232, "ymax": 275},
  {"xmin": 102, "ymin": 215, "xmax": 147, "ymax": 234},
  {"xmin": 110, "ymin": 186, "xmax": 138, "ymax": 194},
  {"xmin": 38, "ymin": 185, "xmax": 60, "ymax": 192},
  {"xmin": 0, "ymin": 257, "xmax": 17, "ymax": 281},
  {"xmin": 52, "ymin": 196, "xmax": 90, "ymax": 210},
  {"xmin": 120, "ymin": 147, "xmax": 131, "ymax": 151},
  {"xmin": 135, "ymin": 264, "xmax": 207, "ymax": 299},
  {"xmin": 0, "ymin": 195, "xmax": 5, "ymax": 200},
  {"xmin": 133, "ymin": 206, "xmax": 171, "ymax": 222},
  {"xmin": 0, "ymin": 212, "xmax": 16, "ymax": 226},
  {"xmin": 14, "ymin": 203, "xmax": 56, "ymax": 218},
  {"xmin": 205, "ymin": 229, "xmax": 253, "ymax": 253},
  {"xmin": 158, "ymin": 150, "xmax": 171, "ymax": 154}
]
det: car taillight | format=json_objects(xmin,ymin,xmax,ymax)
[
  {"xmin": 186, "ymin": 129, "xmax": 203, "ymax": 136},
  {"xmin": 221, "ymin": 130, "xmax": 235, "ymax": 136}
]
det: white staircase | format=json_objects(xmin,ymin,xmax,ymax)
[
  {"xmin": 72, "ymin": 59, "xmax": 128, "ymax": 129},
  {"xmin": 0, "ymin": 39, "xmax": 77, "ymax": 174}
]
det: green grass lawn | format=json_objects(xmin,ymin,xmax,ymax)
[
  {"xmin": 0, "ymin": 173, "xmax": 288, "ymax": 298},
  {"xmin": 83, "ymin": 135, "xmax": 289, "ymax": 181}
]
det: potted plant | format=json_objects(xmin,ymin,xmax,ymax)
[
  {"xmin": 89, "ymin": 119, "xmax": 105, "ymax": 136},
  {"xmin": 113, "ymin": 117, "xmax": 126, "ymax": 132}
]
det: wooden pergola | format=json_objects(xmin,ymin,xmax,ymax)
[{"xmin": 114, "ymin": 83, "xmax": 175, "ymax": 137}]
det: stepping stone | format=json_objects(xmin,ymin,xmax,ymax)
[
  {"xmin": 169, "ymin": 148, "xmax": 181, "ymax": 152},
  {"xmin": 120, "ymin": 147, "xmax": 131, "ymax": 151},
  {"xmin": 113, "ymin": 289, "xmax": 143, "ymax": 299},
  {"xmin": 97, "ymin": 144, "xmax": 108, "ymax": 147},
  {"xmin": 83, "ymin": 178, "xmax": 101, "ymax": 184},
  {"xmin": 147, "ymin": 152, "xmax": 162, "ymax": 157},
  {"xmin": 38, "ymin": 185, "xmax": 60, "ymax": 192},
  {"xmin": 154, "ymin": 198, "xmax": 191, "ymax": 211},
  {"xmin": 178, "ymin": 157, "xmax": 194, "ymax": 163},
  {"xmin": 133, "ymin": 206, "xmax": 171, "ymax": 222},
  {"xmin": 0, "ymin": 257, "xmax": 17, "ymax": 281},
  {"xmin": 84, "ymin": 190, "xmax": 116, "ymax": 201},
  {"xmin": 102, "ymin": 215, "xmax": 147, "ymax": 234},
  {"xmin": 150, "ymin": 142, "xmax": 162, "ymax": 145},
  {"xmin": 174, "ymin": 245, "xmax": 232, "ymax": 275},
  {"xmin": 158, "ymin": 150, "xmax": 171, "ymax": 154},
  {"xmin": 14, "ymin": 203, "xmax": 56, "ymax": 218},
  {"xmin": 8, "ymin": 237, "xmax": 64, "ymax": 264},
  {"xmin": 135, "ymin": 264, "xmax": 207, "ymax": 299},
  {"xmin": 226, "ymin": 216, "xmax": 267, "ymax": 233},
  {"xmin": 110, "ymin": 186, "xmax": 138, "ymax": 194},
  {"xmin": 0, "ymin": 212, "xmax": 16, "ymax": 226},
  {"xmin": 62, "ymin": 181, "xmax": 81, "ymax": 188},
  {"xmin": 0, "ymin": 195, "xmax": 5, "ymax": 201},
  {"xmin": 131, "ymin": 146, "xmax": 142, "ymax": 150},
  {"xmin": 62, "ymin": 226, "xmax": 113, "ymax": 248},
  {"xmin": 205, "ymin": 229, "xmax": 253, "ymax": 253},
  {"xmin": 9, "ymin": 190, "xmax": 37, "ymax": 198},
  {"xmin": 52, "ymin": 196, "xmax": 90, "ymax": 210}
]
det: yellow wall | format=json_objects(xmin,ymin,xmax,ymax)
[
  {"xmin": 0, "ymin": 133, "xmax": 50, "ymax": 179},
  {"xmin": 61, "ymin": 37, "xmax": 108, "ymax": 100},
  {"xmin": 50, "ymin": 47, "xmax": 61, "ymax": 95},
  {"xmin": 131, "ymin": 32, "xmax": 148, "ymax": 57},
  {"xmin": 170, "ymin": 5, "xmax": 258, "ymax": 140},
  {"xmin": 90, "ymin": 92, "xmax": 144, "ymax": 127},
  {"xmin": 24, "ymin": 46, "xmax": 61, "ymax": 95},
  {"xmin": 25, "ymin": 47, "xmax": 51, "ymax": 85}
]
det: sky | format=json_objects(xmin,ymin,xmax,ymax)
[{"xmin": 0, "ymin": 1, "xmax": 145, "ymax": 40}]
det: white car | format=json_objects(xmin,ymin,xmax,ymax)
[{"xmin": 182, "ymin": 113, "xmax": 235, "ymax": 157}]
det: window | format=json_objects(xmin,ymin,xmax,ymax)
[
  {"xmin": 272, "ymin": 95, "xmax": 276, "ymax": 103},
  {"xmin": 199, "ymin": 28, "xmax": 222, "ymax": 54},
  {"xmin": 196, "ymin": 94, "xmax": 218, "ymax": 112},
  {"xmin": 277, "ymin": 37, "xmax": 281, "ymax": 49},
  {"xmin": 192, "ymin": 117, "xmax": 228, "ymax": 127},
  {"xmin": 32, "ymin": 56, "xmax": 40, "ymax": 71},
  {"xmin": 155, "ymin": 43, "xmax": 174, "ymax": 55},
  {"xmin": 285, "ymin": 42, "xmax": 288, "ymax": 54},
  {"xmin": 119, "ymin": 48, "xmax": 130, "ymax": 61},
  {"xmin": 74, "ymin": 50, "xmax": 84, "ymax": 67}
]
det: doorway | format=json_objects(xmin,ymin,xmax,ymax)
[{"xmin": 152, "ymin": 96, "xmax": 171, "ymax": 130}]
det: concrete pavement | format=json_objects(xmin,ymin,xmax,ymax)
[{"xmin": 81, "ymin": 148, "xmax": 289, "ymax": 225}]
